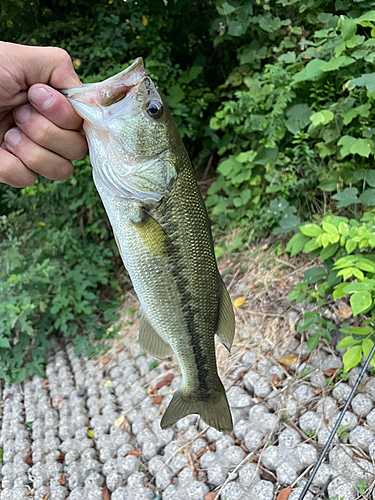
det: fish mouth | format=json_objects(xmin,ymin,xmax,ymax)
[{"xmin": 60, "ymin": 57, "xmax": 146, "ymax": 106}]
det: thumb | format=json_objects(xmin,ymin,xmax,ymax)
[{"xmin": 3, "ymin": 42, "xmax": 81, "ymax": 89}]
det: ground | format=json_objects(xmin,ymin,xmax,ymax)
[{"xmin": 0, "ymin": 245, "xmax": 375, "ymax": 500}]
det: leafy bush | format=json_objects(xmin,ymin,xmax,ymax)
[
  {"xmin": 2, "ymin": 0, "xmax": 375, "ymax": 380},
  {"xmin": 207, "ymin": 2, "xmax": 375, "ymax": 246},
  {"xmin": 286, "ymin": 210, "xmax": 375, "ymax": 372},
  {"xmin": 0, "ymin": 158, "xmax": 123, "ymax": 382}
]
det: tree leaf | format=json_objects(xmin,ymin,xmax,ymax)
[
  {"xmin": 292, "ymin": 59, "xmax": 324, "ymax": 84},
  {"xmin": 276, "ymin": 487, "xmax": 292, "ymax": 500},
  {"xmin": 228, "ymin": 20, "xmax": 246, "ymax": 37},
  {"xmin": 337, "ymin": 135, "xmax": 357, "ymax": 158},
  {"xmin": 303, "ymin": 267, "xmax": 327, "ymax": 284},
  {"xmin": 310, "ymin": 110, "xmax": 334, "ymax": 126},
  {"xmin": 350, "ymin": 73, "xmax": 375, "ymax": 93},
  {"xmin": 346, "ymin": 239, "xmax": 357, "ymax": 254},
  {"xmin": 0, "ymin": 337, "xmax": 10, "ymax": 349},
  {"xmin": 343, "ymin": 345, "xmax": 362, "ymax": 371},
  {"xmin": 115, "ymin": 415, "xmax": 125, "ymax": 427},
  {"xmin": 359, "ymin": 189, "xmax": 375, "ymax": 206},
  {"xmin": 332, "ymin": 188, "xmax": 359, "ymax": 208},
  {"xmin": 233, "ymin": 297, "xmax": 246, "ymax": 307},
  {"xmin": 337, "ymin": 336, "xmax": 358, "ymax": 349},
  {"xmin": 350, "ymin": 291, "xmax": 373, "ymax": 316},
  {"xmin": 349, "ymin": 138, "xmax": 373, "ymax": 158},
  {"xmin": 307, "ymin": 332, "xmax": 320, "ymax": 351},
  {"xmin": 278, "ymin": 354, "xmax": 298, "ymax": 366},
  {"xmin": 320, "ymin": 242, "xmax": 339, "ymax": 260},
  {"xmin": 362, "ymin": 338, "xmax": 374, "ymax": 360},
  {"xmin": 286, "ymin": 233, "xmax": 310, "ymax": 256},
  {"xmin": 300, "ymin": 223, "xmax": 322, "ymax": 237}
]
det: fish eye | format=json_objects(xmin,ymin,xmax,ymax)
[{"xmin": 146, "ymin": 100, "xmax": 163, "ymax": 119}]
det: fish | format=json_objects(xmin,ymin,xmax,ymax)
[{"xmin": 61, "ymin": 58, "xmax": 235, "ymax": 432}]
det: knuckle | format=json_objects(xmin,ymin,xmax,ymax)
[
  {"xmin": 28, "ymin": 148, "xmax": 44, "ymax": 169},
  {"xmin": 0, "ymin": 155, "xmax": 35, "ymax": 188},
  {"xmin": 71, "ymin": 138, "xmax": 88, "ymax": 160},
  {"xmin": 51, "ymin": 46, "xmax": 71, "ymax": 63},
  {"xmin": 56, "ymin": 160, "xmax": 73, "ymax": 180},
  {"xmin": 36, "ymin": 120, "xmax": 54, "ymax": 145}
]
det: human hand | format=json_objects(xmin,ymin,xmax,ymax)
[{"xmin": 0, "ymin": 42, "xmax": 88, "ymax": 188}]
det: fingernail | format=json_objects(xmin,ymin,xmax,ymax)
[
  {"xmin": 29, "ymin": 87, "xmax": 54, "ymax": 108},
  {"xmin": 14, "ymin": 105, "xmax": 31, "ymax": 124},
  {"xmin": 4, "ymin": 128, "xmax": 21, "ymax": 147}
]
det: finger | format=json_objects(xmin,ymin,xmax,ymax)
[
  {"xmin": 4, "ymin": 127, "xmax": 73, "ymax": 181},
  {"xmin": 0, "ymin": 147, "xmax": 36, "ymax": 188},
  {"xmin": 14, "ymin": 104, "xmax": 87, "ymax": 160},
  {"xmin": 0, "ymin": 111, "xmax": 14, "ymax": 143},
  {"xmin": 1, "ymin": 42, "xmax": 81, "ymax": 89},
  {"xmin": 28, "ymin": 85, "xmax": 83, "ymax": 131}
]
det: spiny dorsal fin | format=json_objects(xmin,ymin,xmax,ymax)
[
  {"xmin": 139, "ymin": 311, "xmax": 172, "ymax": 360},
  {"xmin": 215, "ymin": 278, "xmax": 235, "ymax": 352}
]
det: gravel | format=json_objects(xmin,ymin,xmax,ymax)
[{"xmin": 1, "ymin": 308, "xmax": 375, "ymax": 500}]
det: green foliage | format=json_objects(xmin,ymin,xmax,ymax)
[
  {"xmin": 356, "ymin": 478, "xmax": 368, "ymax": 495},
  {"xmin": 206, "ymin": 1, "xmax": 375, "ymax": 243},
  {"xmin": 0, "ymin": 157, "xmax": 123, "ymax": 382},
  {"xmin": 3, "ymin": 0, "xmax": 375, "ymax": 379},
  {"xmin": 287, "ymin": 210, "xmax": 375, "ymax": 371}
]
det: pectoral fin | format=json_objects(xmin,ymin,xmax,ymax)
[
  {"xmin": 139, "ymin": 311, "xmax": 172, "ymax": 359},
  {"xmin": 215, "ymin": 278, "xmax": 235, "ymax": 352},
  {"xmin": 131, "ymin": 208, "xmax": 172, "ymax": 256}
]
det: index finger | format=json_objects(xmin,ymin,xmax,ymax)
[{"xmin": 28, "ymin": 84, "xmax": 83, "ymax": 131}]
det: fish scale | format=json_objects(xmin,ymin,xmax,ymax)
[{"xmin": 61, "ymin": 57, "xmax": 235, "ymax": 431}]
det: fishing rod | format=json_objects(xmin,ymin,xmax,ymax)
[{"xmin": 298, "ymin": 343, "xmax": 375, "ymax": 500}]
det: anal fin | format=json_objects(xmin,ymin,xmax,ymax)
[
  {"xmin": 215, "ymin": 278, "xmax": 235, "ymax": 352},
  {"xmin": 139, "ymin": 311, "xmax": 172, "ymax": 360}
]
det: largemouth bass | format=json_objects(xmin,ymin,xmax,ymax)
[{"xmin": 62, "ymin": 58, "xmax": 235, "ymax": 432}]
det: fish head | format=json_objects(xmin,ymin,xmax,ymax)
[{"xmin": 62, "ymin": 58, "xmax": 180, "ymax": 202}]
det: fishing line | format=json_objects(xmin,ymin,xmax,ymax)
[{"xmin": 298, "ymin": 343, "xmax": 375, "ymax": 500}]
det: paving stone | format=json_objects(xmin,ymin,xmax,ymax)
[
  {"xmin": 327, "ymin": 476, "xmax": 356, "ymax": 500},
  {"xmin": 155, "ymin": 466, "xmax": 174, "ymax": 490},
  {"xmin": 365, "ymin": 377, "xmax": 375, "ymax": 398},
  {"xmin": 220, "ymin": 445, "xmax": 246, "ymax": 468},
  {"xmin": 278, "ymin": 428, "xmax": 301, "ymax": 448},
  {"xmin": 220, "ymin": 482, "xmax": 249, "ymax": 500},
  {"xmin": 288, "ymin": 487, "xmax": 313, "ymax": 500},
  {"xmin": 244, "ymin": 428, "xmax": 264, "ymax": 452},
  {"xmin": 349, "ymin": 425, "xmax": 375, "ymax": 451},
  {"xmin": 206, "ymin": 462, "xmax": 227, "ymax": 486},
  {"xmin": 299, "ymin": 411, "xmax": 322, "ymax": 433},
  {"xmin": 241, "ymin": 352, "xmax": 257, "ymax": 367},
  {"xmin": 187, "ymin": 481, "xmax": 209, "ymax": 499},
  {"xmin": 316, "ymin": 396, "xmax": 338, "ymax": 418},
  {"xmin": 311, "ymin": 463, "xmax": 339, "ymax": 486},
  {"xmin": 249, "ymin": 479, "xmax": 274, "ymax": 500},
  {"xmin": 238, "ymin": 462, "xmax": 260, "ymax": 489},
  {"xmin": 293, "ymin": 384, "xmax": 315, "ymax": 404},
  {"xmin": 162, "ymin": 485, "xmax": 184, "ymax": 500},
  {"xmin": 226, "ymin": 386, "xmax": 252, "ymax": 409},
  {"xmin": 351, "ymin": 393, "xmax": 374, "ymax": 417},
  {"xmin": 285, "ymin": 398, "xmax": 298, "ymax": 417},
  {"xmin": 276, "ymin": 462, "xmax": 298, "ymax": 484},
  {"xmin": 332, "ymin": 383, "xmax": 352, "ymax": 403}
]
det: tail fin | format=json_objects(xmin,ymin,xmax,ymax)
[{"xmin": 160, "ymin": 380, "xmax": 233, "ymax": 432}]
